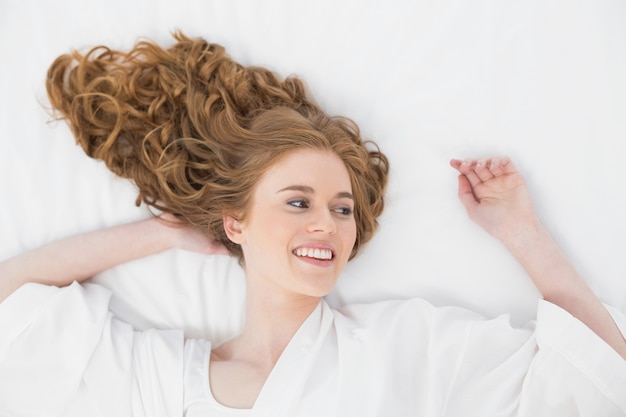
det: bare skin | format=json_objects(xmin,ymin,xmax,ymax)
[
  {"xmin": 210, "ymin": 149, "xmax": 356, "ymax": 408},
  {"xmin": 0, "ymin": 154, "xmax": 623, "ymax": 410},
  {"xmin": 450, "ymin": 157, "xmax": 626, "ymax": 360},
  {"xmin": 0, "ymin": 213, "xmax": 228, "ymax": 302}
]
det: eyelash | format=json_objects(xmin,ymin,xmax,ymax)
[
  {"xmin": 334, "ymin": 206, "xmax": 353, "ymax": 216},
  {"xmin": 287, "ymin": 199, "xmax": 353, "ymax": 216},
  {"xmin": 288, "ymin": 199, "xmax": 309, "ymax": 209}
]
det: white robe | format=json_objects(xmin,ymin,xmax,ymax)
[
  {"xmin": 0, "ymin": 282, "xmax": 182, "ymax": 417},
  {"xmin": 1, "ymin": 281, "xmax": 625, "ymax": 416}
]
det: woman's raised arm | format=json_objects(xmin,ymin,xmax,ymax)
[
  {"xmin": 0, "ymin": 215, "xmax": 228, "ymax": 302},
  {"xmin": 450, "ymin": 157, "xmax": 626, "ymax": 360}
]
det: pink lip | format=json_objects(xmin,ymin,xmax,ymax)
[{"xmin": 295, "ymin": 255, "xmax": 334, "ymax": 267}]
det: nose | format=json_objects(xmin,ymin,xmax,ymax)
[{"xmin": 306, "ymin": 207, "xmax": 336, "ymax": 235}]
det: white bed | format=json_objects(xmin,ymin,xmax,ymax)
[{"xmin": 1, "ymin": 0, "xmax": 625, "ymax": 345}]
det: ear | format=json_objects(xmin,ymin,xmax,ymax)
[{"xmin": 223, "ymin": 214, "xmax": 245, "ymax": 244}]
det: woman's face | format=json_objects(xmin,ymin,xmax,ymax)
[{"xmin": 227, "ymin": 148, "xmax": 357, "ymax": 300}]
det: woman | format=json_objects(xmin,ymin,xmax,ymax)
[{"xmin": 1, "ymin": 32, "xmax": 625, "ymax": 416}]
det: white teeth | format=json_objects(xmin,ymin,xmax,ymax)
[{"xmin": 295, "ymin": 247, "xmax": 333, "ymax": 260}]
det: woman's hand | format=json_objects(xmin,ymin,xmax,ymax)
[
  {"xmin": 156, "ymin": 213, "xmax": 230, "ymax": 256},
  {"xmin": 450, "ymin": 157, "xmax": 540, "ymax": 243},
  {"xmin": 451, "ymin": 156, "xmax": 626, "ymax": 359}
]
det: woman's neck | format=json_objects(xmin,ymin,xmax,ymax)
[{"xmin": 218, "ymin": 279, "xmax": 322, "ymax": 370}]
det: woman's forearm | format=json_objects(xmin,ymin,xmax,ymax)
[
  {"xmin": 502, "ymin": 223, "xmax": 626, "ymax": 360},
  {"xmin": 0, "ymin": 218, "xmax": 175, "ymax": 302},
  {"xmin": 450, "ymin": 157, "xmax": 626, "ymax": 359}
]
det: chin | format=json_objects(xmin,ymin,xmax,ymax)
[{"xmin": 303, "ymin": 279, "xmax": 338, "ymax": 298}]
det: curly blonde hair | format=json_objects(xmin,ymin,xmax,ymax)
[{"xmin": 46, "ymin": 32, "xmax": 389, "ymax": 260}]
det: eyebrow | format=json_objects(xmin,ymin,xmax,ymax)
[{"xmin": 278, "ymin": 185, "xmax": 354, "ymax": 200}]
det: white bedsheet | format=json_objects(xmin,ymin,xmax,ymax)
[{"xmin": 1, "ymin": 0, "xmax": 625, "ymax": 376}]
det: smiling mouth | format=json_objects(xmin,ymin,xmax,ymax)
[{"xmin": 293, "ymin": 247, "xmax": 334, "ymax": 260}]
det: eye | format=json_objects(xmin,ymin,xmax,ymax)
[
  {"xmin": 333, "ymin": 206, "xmax": 353, "ymax": 216},
  {"xmin": 287, "ymin": 199, "xmax": 310, "ymax": 209}
]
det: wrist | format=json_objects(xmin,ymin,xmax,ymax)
[
  {"xmin": 498, "ymin": 217, "xmax": 548, "ymax": 256},
  {"xmin": 146, "ymin": 216, "xmax": 180, "ymax": 252}
]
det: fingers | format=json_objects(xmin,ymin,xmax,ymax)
[
  {"xmin": 450, "ymin": 156, "xmax": 514, "ymax": 185},
  {"xmin": 482, "ymin": 156, "xmax": 515, "ymax": 177},
  {"xmin": 456, "ymin": 174, "xmax": 479, "ymax": 211},
  {"xmin": 450, "ymin": 159, "xmax": 485, "ymax": 189}
]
